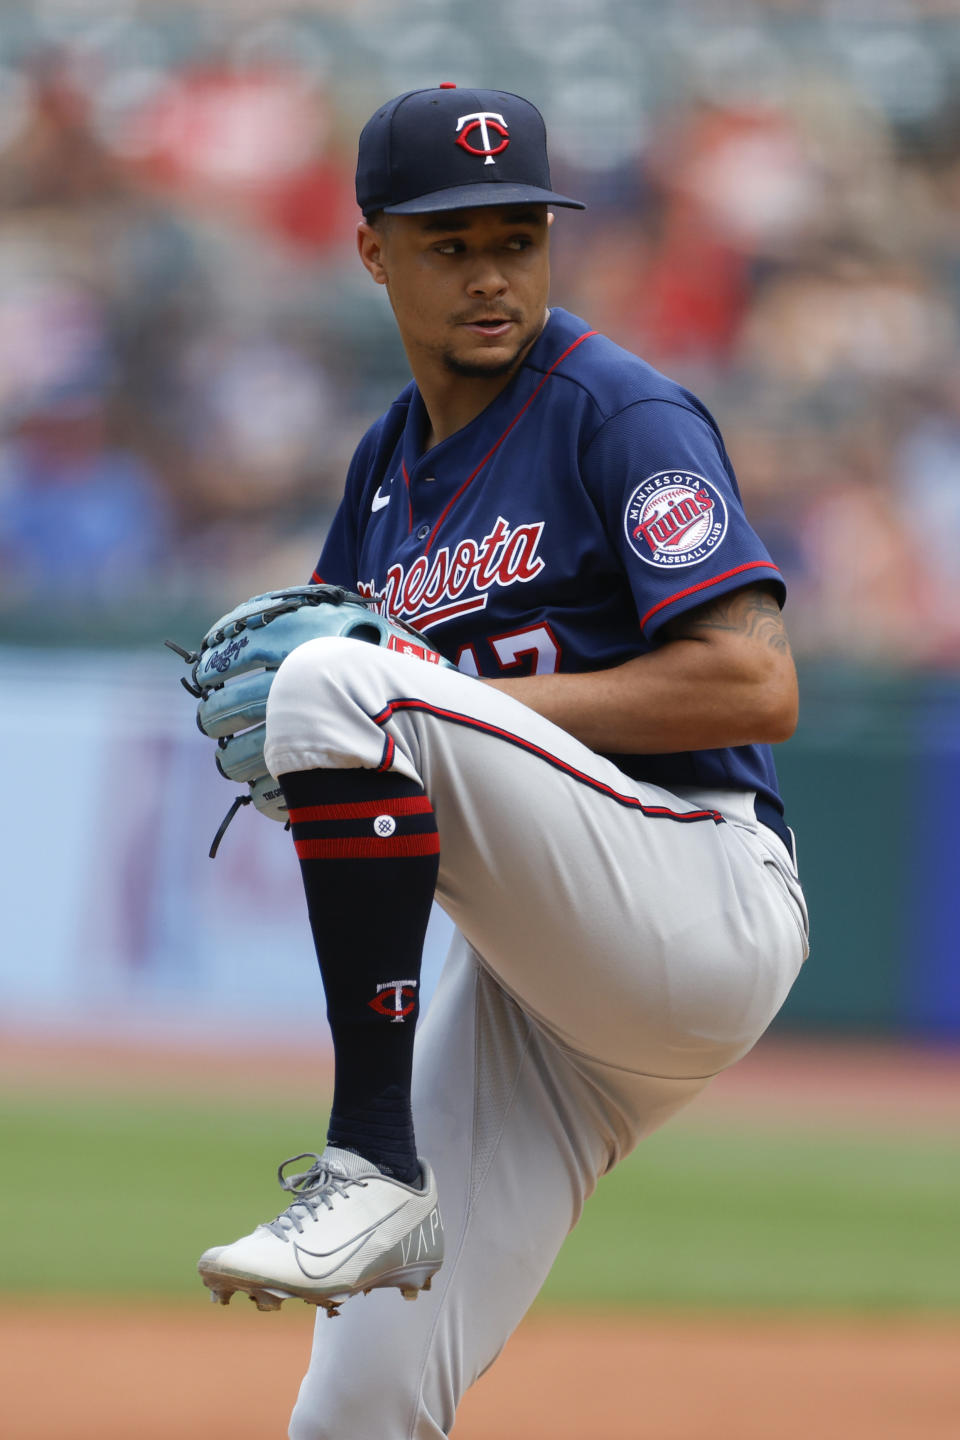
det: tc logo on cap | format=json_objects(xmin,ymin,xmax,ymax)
[{"xmin": 455, "ymin": 111, "xmax": 509, "ymax": 165}]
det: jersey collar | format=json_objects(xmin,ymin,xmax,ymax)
[{"xmin": 401, "ymin": 307, "xmax": 590, "ymax": 481}]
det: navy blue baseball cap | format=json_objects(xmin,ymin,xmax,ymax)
[{"xmin": 356, "ymin": 84, "xmax": 586, "ymax": 217}]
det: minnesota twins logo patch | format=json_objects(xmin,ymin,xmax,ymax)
[{"xmin": 624, "ymin": 471, "xmax": 728, "ymax": 569}]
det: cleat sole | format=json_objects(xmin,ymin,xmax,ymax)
[
  {"xmin": 251, "ymin": 1291, "xmax": 284, "ymax": 1312},
  {"xmin": 198, "ymin": 1258, "xmax": 441, "ymax": 1313}
]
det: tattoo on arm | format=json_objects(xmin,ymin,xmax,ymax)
[{"xmin": 665, "ymin": 585, "xmax": 792, "ymax": 654}]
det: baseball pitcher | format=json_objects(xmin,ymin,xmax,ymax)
[{"xmin": 183, "ymin": 85, "xmax": 810, "ymax": 1440}]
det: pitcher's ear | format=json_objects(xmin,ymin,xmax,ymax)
[{"xmin": 358, "ymin": 220, "xmax": 388, "ymax": 285}]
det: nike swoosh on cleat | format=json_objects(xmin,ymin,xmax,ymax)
[
  {"xmin": 292, "ymin": 1201, "xmax": 408, "ymax": 1280},
  {"xmin": 371, "ymin": 486, "xmax": 390, "ymax": 512},
  {"xmin": 294, "ymin": 1236, "xmax": 369, "ymax": 1280}
]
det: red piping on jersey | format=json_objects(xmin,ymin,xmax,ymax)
[
  {"xmin": 640, "ymin": 562, "xmax": 781, "ymax": 632},
  {"xmin": 371, "ymin": 697, "xmax": 723, "ymax": 826},
  {"xmin": 295, "ymin": 834, "xmax": 440, "ymax": 860},
  {"xmin": 288, "ymin": 795, "xmax": 433, "ymax": 824},
  {"xmin": 401, "ymin": 461, "xmax": 414, "ymax": 533},
  {"xmin": 310, "ymin": 569, "xmax": 323, "ymax": 584},
  {"xmin": 421, "ymin": 330, "xmax": 598, "ymax": 555}
]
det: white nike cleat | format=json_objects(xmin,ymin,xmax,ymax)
[{"xmin": 197, "ymin": 1147, "xmax": 443, "ymax": 1316}]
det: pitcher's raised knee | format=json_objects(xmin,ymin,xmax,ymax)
[{"xmin": 265, "ymin": 635, "xmax": 429, "ymax": 779}]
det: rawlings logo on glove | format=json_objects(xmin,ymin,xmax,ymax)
[
  {"xmin": 166, "ymin": 584, "xmax": 454, "ymax": 856},
  {"xmin": 203, "ymin": 635, "xmax": 250, "ymax": 674}
]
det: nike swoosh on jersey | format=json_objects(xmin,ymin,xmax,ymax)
[{"xmin": 371, "ymin": 485, "xmax": 391, "ymax": 512}]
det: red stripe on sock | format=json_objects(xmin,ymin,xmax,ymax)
[
  {"xmin": 295, "ymin": 834, "xmax": 440, "ymax": 860},
  {"xmin": 289, "ymin": 796, "xmax": 433, "ymax": 823}
]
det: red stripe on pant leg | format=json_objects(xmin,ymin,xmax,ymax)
[
  {"xmin": 369, "ymin": 698, "xmax": 723, "ymax": 824},
  {"xmin": 295, "ymin": 834, "xmax": 441, "ymax": 860},
  {"xmin": 289, "ymin": 796, "xmax": 433, "ymax": 823},
  {"xmin": 378, "ymin": 734, "xmax": 396, "ymax": 772}
]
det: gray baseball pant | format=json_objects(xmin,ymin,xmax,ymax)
[{"xmin": 263, "ymin": 638, "xmax": 809, "ymax": 1440}]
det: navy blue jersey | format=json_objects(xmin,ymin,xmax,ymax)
[{"xmin": 313, "ymin": 308, "xmax": 786, "ymax": 812}]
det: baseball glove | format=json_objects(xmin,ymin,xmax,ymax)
[{"xmin": 166, "ymin": 584, "xmax": 455, "ymax": 856}]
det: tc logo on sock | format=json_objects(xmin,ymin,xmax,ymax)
[{"xmin": 369, "ymin": 979, "xmax": 418, "ymax": 1022}]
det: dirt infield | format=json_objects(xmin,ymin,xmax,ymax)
[{"xmin": 4, "ymin": 1301, "xmax": 959, "ymax": 1440}]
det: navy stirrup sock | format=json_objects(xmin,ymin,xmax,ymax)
[{"xmin": 280, "ymin": 767, "xmax": 440, "ymax": 1186}]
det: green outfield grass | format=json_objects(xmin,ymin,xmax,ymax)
[{"xmin": 1, "ymin": 1092, "xmax": 958, "ymax": 1311}]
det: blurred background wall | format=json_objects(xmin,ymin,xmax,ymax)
[{"xmin": 1, "ymin": 0, "xmax": 959, "ymax": 1042}]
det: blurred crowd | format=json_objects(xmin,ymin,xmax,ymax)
[{"xmin": 0, "ymin": 0, "xmax": 959, "ymax": 665}]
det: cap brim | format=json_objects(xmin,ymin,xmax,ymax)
[{"xmin": 382, "ymin": 182, "xmax": 585, "ymax": 214}]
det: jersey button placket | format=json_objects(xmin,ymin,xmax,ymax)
[{"xmin": 414, "ymin": 476, "xmax": 437, "ymax": 544}]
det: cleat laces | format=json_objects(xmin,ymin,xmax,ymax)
[{"xmin": 263, "ymin": 1153, "xmax": 367, "ymax": 1240}]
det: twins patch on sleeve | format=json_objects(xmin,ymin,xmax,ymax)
[{"xmin": 624, "ymin": 471, "xmax": 728, "ymax": 569}]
